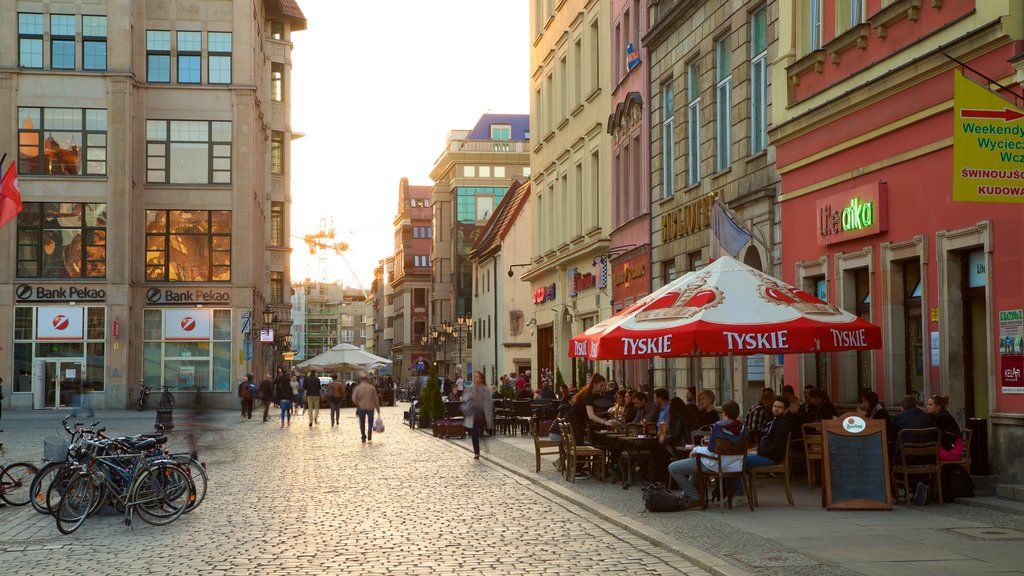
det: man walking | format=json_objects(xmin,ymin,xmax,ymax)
[
  {"xmin": 351, "ymin": 376, "xmax": 380, "ymax": 443},
  {"xmin": 328, "ymin": 378, "xmax": 345, "ymax": 427},
  {"xmin": 239, "ymin": 374, "xmax": 255, "ymax": 421},
  {"xmin": 260, "ymin": 373, "xmax": 274, "ymax": 422},
  {"xmin": 303, "ymin": 371, "xmax": 321, "ymax": 426}
]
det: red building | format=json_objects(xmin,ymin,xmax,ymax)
[{"xmin": 773, "ymin": 0, "xmax": 1024, "ymax": 486}]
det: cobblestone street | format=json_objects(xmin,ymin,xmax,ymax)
[{"xmin": 0, "ymin": 407, "xmax": 708, "ymax": 576}]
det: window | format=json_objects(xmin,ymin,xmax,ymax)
[
  {"xmin": 17, "ymin": 203, "xmax": 106, "ymax": 278},
  {"xmin": 559, "ymin": 55, "xmax": 568, "ymax": 120},
  {"xmin": 176, "ymin": 31, "xmax": 201, "ymax": 83},
  {"xmin": 479, "ymin": 166, "xmax": 491, "ymax": 178},
  {"xmin": 523, "ymin": 166, "xmax": 532, "ymax": 177},
  {"xmin": 145, "ymin": 210, "xmax": 232, "ymax": 282},
  {"xmin": 808, "ymin": 0, "xmax": 823, "ymax": 52},
  {"xmin": 661, "ymin": 79, "xmax": 675, "ymax": 198},
  {"xmin": 490, "ymin": 124, "xmax": 511, "ymax": 140},
  {"xmin": 463, "ymin": 166, "xmax": 476, "ymax": 178},
  {"xmin": 147, "ymin": 30, "xmax": 171, "ymax": 82},
  {"xmin": 271, "ymin": 62, "xmax": 284, "ymax": 102},
  {"xmin": 715, "ymin": 34, "xmax": 732, "ymax": 172},
  {"xmin": 903, "ymin": 260, "xmax": 924, "ymax": 396},
  {"xmin": 687, "ymin": 60, "xmax": 701, "ymax": 186},
  {"xmin": 589, "ymin": 19, "xmax": 600, "ymax": 93},
  {"xmin": 82, "ymin": 16, "xmax": 108, "ymax": 71},
  {"xmin": 270, "ymin": 202, "xmax": 284, "ymax": 246},
  {"xmin": 146, "ymin": 120, "xmax": 232, "ymax": 184},
  {"xmin": 574, "ymin": 162, "xmax": 583, "ymax": 236},
  {"xmin": 414, "ymin": 255, "xmax": 430, "ymax": 268},
  {"xmin": 50, "ymin": 15, "xmax": 76, "ymax": 69},
  {"xmin": 18, "ymin": 107, "xmax": 108, "ymax": 176},
  {"xmin": 271, "ymin": 21, "xmax": 284, "ymax": 40},
  {"xmin": 14, "ymin": 306, "xmax": 107, "ymax": 393},
  {"xmin": 270, "ymin": 272, "xmax": 284, "ymax": 303},
  {"xmin": 18, "ymin": 13, "xmax": 43, "ymax": 69},
  {"xmin": 750, "ymin": 7, "xmax": 768, "ymax": 154},
  {"xmin": 271, "ymin": 130, "xmax": 284, "ymax": 174},
  {"xmin": 837, "ymin": 0, "xmax": 864, "ymax": 35},
  {"xmin": 495, "ymin": 166, "xmax": 506, "ymax": 178},
  {"xmin": 143, "ymin": 309, "xmax": 232, "ymax": 392},
  {"xmin": 855, "ymin": 268, "xmax": 872, "ymax": 392},
  {"xmin": 455, "ymin": 187, "xmax": 507, "ymax": 223},
  {"xmin": 208, "ymin": 32, "xmax": 232, "ymax": 84},
  {"xmin": 573, "ymin": 38, "xmax": 583, "ymax": 107},
  {"xmin": 663, "ymin": 260, "xmax": 677, "ymax": 284}
]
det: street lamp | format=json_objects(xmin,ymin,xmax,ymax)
[{"xmin": 262, "ymin": 305, "xmax": 276, "ymax": 375}]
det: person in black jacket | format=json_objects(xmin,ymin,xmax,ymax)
[
  {"xmin": 259, "ymin": 373, "xmax": 274, "ymax": 422},
  {"xmin": 304, "ymin": 371, "xmax": 321, "ymax": 427},
  {"xmin": 926, "ymin": 395, "xmax": 963, "ymax": 461},
  {"xmin": 275, "ymin": 372, "xmax": 294, "ymax": 428},
  {"xmin": 747, "ymin": 395, "xmax": 794, "ymax": 469},
  {"xmin": 650, "ymin": 397, "xmax": 689, "ymax": 483}
]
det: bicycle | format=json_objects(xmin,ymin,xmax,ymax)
[
  {"xmin": 30, "ymin": 416, "xmax": 103, "ymax": 515},
  {"xmin": 0, "ymin": 440, "xmax": 40, "ymax": 507},
  {"xmin": 192, "ymin": 385, "xmax": 202, "ymax": 407},
  {"xmin": 135, "ymin": 380, "xmax": 150, "ymax": 411},
  {"xmin": 158, "ymin": 385, "xmax": 175, "ymax": 410}
]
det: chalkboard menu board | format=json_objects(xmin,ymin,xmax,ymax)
[{"xmin": 821, "ymin": 412, "xmax": 892, "ymax": 510}]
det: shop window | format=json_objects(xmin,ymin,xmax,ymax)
[
  {"xmin": 855, "ymin": 268, "xmax": 872, "ymax": 394},
  {"xmin": 13, "ymin": 306, "xmax": 106, "ymax": 393},
  {"xmin": 18, "ymin": 107, "xmax": 108, "ymax": 176},
  {"xmin": 145, "ymin": 209, "xmax": 232, "ymax": 282},
  {"xmin": 903, "ymin": 260, "xmax": 924, "ymax": 397},
  {"xmin": 146, "ymin": 120, "xmax": 232, "ymax": 184},
  {"xmin": 17, "ymin": 203, "xmax": 106, "ymax": 278},
  {"xmin": 143, "ymin": 309, "xmax": 232, "ymax": 392}
]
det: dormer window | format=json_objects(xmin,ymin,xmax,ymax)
[{"xmin": 490, "ymin": 124, "xmax": 511, "ymax": 140}]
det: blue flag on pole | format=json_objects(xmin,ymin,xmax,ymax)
[{"xmin": 711, "ymin": 200, "xmax": 752, "ymax": 257}]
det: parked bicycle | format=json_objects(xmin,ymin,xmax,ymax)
[
  {"xmin": 135, "ymin": 381, "xmax": 175, "ymax": 411},
  {"xmin": 135, "ymin": 380, "xmax": 150, "ymax": 411},
  {"xmin": 0, "ymin": 437, "xmax": 39, "ymax": 507}
]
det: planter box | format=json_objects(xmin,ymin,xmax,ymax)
[{"xmin": 432, "ymin": 420, "xmax": 466, "ymax": 439}]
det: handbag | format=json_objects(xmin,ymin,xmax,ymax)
[
  {"xmin": 460, "ymin": 399, "xmax": 473, "ymax": 417},
  {"xmin": 373, "ymin": 413, "xmax": 385, "ymax": 433}
]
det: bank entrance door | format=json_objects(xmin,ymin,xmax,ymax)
[{"xmin": 33, "ymin": 359, "xmax": 84, "ymax": 409}]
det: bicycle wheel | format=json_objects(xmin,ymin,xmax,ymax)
[
  {"xmin": 29, "ymin": 462, "xmax": 65, "ymax": 514},
  {"xmin": 171, "ymin": 455, "xmax": 207, "ymax": 513},
  {"xmin": 136, "ymin": 395, "xmax": 146, "ymax": 411},
  {"xmin": 131, "ymin": 462, "xmax": 191, "ymax": 526},
  {"xmin": 0, "ymin": 463, "xmax": 39, "ymax": 506},
  {"xmin": 55, "ymin": 474, "xmax": 97, "ymax": 535}
]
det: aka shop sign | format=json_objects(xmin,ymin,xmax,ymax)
[{"xmin": 816, "ymin": 182, "xmax": 888, "ymax": 246}]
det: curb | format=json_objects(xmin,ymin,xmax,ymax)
[
  {"xmin": 955, "ymin": 496, "xmax": 1024, "ymax": 517},
  {"xmin": 415, "ymin": 427, "xmax": 751, "ymax": 576}
]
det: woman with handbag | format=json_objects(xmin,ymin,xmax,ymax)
[{"xmin": 463, "ymin": 370, "xmax": 494, "ymax": 459}]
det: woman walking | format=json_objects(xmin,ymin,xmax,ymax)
[
  {"xmin": 463, "ymin": 370, "xmax": 494, "ymax": 459},
  {"xmin": 276, "ymin": 373, "xmax": 293, "ymax": 427}
]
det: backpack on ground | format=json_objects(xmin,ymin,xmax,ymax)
[
  {"xmin": 642, "ymin": 482, "xmax": 687, "ymax": 512},
  {"xmin": 941, "ymin": 465, "xmax": 975, "ymax": 502}
]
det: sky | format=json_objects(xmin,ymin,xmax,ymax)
[{"xmin": 289, "ymin": 1, "xmax": 530, "ymax": 290}]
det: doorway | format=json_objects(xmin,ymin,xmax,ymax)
[
  {"xmin": 963, "ymin": 250, "xmax": 988, "ymax": 419},
  {"xmin": 34, "ymin": 359, "xmax": 84, "ymax": 409},
  {"xmin": 537, "ymin": 326, "xmax": 553, "ymax": 386}
]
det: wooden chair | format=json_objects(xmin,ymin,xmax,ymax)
[
  {"xmin": 492, "ymin": 398, "xmax": 514, "ymax": 435},
  {"xmin": 697, "ymin": 439, "xmax": 753, "ymax": 512},
  {"xmin": 531, "ymin": 418, "xmax": 563, "ymax": 473},
  {"xmin": 891, "ymin": 427, "xmax": 941, "ymax": 505},
  {"xmin": 562, "ymin": 420, "xmax": 606, "ymax": 483},
  {"xmin": 802, "ymin": 422, "xmax": 823, "ymax": 487},
  {"xmin": 748, "ymin": 432, "xmax": 795, "ymax": 507},
  {"xmin": 511, "ymin": 400, "xmax": 534, "ymax": 435},
  {"xmin": 939, "ymin": 428, "xmax": 973, "ymax": 476}
]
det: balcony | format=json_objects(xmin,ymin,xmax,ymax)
[{"xmin": 434, "ymin": 139, "xmax": 530, "ymax": 165}]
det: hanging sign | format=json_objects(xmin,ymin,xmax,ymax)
[
  {"xmin": 953, "ymin": 70, "xmax": 1024, "ymax": 202},
  {"xmin": 36, "ymin": 307, "xmax": 85, "ymax": 340},
  {"xmin": 164, "ymin": 309, "xmax": 212, "ymax": 340},
  {"xmin": 1002, "ymin": 355, "xmax": 1024, "ymax": 394},
  {"xmin": 815, "ymin": 182, "xmax": 888, "ymax": 245}
]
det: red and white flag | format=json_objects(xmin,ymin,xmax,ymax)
[{"xmin": 0, "ymin": 163, "xmax": 23, "ymax": 230}]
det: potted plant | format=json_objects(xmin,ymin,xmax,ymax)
[
  {"xmin": 555, "ymin": 367, "xmax": 565, "ymax": 397},
  {"xmin": 419, "ymin": 364, "xmax": 442, "ymax": 428}
]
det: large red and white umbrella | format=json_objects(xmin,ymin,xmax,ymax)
[{"xmin": 569, "ymin": 255, "xmax": 881, "ymax": 360}]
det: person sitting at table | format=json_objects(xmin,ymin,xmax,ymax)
[
  {"xmin": 926, "ymin": 394, "xmax": 963, "ymax": 462},
  {"xmin": 620, "ymin": 390, "xmax": 637, "ymax": 425},
  {"xmin": 668, "ymin": 400, "xmax": 747, "ymax": 509},
  {"xmin": 651, "ymin": 397, "xmax": 690, "ymax": 486},
  {"xmin": 892, "ymin": 394, "xmax": 933, "ymax": 460},
  {"xmin": 807, "ymin": 389, "xmax": 839, "ymax": 421},
  {"xmin": 516, "ymin": 384, "xmax": 534, "ymax": 400},
  {"xmin": 607, "ymin": 389, "xmax": 628, "ymax": 421},
  {"xmin": 685, "ymin": 386, "xmax": 697, "ymax": 406},
  {"xmin": 861, "ymin": 389, "xmax": 892, "ymax": 440},
  {"xmin": 628, "ymin": 391, "xmax": 649, "ymax": 431},
  {"xmin": 696, "ymin": 389, "xmax": 720, "ymax": 429},
  {"xmin": 747, "ymin": 395, "xmax": 796, "ymax": 471},
  {"xmin": 652, "ymin": 388, "xmax": 671, "ymax": 429},
  {"xmin": 745, "ymin": 387, "xmax": 775, "ymax": 444}
]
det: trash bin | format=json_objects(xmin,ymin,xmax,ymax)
[
  {"xmin": 156, "ymin": 408, "xmax": 174, "ymax": 432},
  {"xmin": 967, "ymin": 417, "xmax": 989, "ymax": 476}
]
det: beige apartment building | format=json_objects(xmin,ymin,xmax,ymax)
[
  {"xmin": 645, "ymin": 0, "xmax": 781, "ymax": 404},
  {"xmin": 0, "ymin": 0, "xmax": 304, "ymax": 410},
  {"xmin": 525, "ymin": 0, "xmax": 612, "ymax": 388}
]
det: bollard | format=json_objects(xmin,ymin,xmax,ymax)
[{"xmin": 156, "ymin": 408, "xmax": 175, "ymax": 432}]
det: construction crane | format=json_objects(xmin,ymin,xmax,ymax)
[{"xmin": 295, "ymin": 218, "xmax": 367, "ymax": 297}]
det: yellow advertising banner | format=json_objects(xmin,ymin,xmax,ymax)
[{"xmin": 952, "ymin": 70, "xmax": 1024, "ymax": 202}]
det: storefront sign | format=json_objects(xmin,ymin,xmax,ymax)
[
  {"xmin": 146, "ymin": 287, "xmax": 231, "ymax": 305},
  {"xmin": 16, "ymin": 283, "xmax": 106, "ymax": 302},
  {"xmin": 163, "ymin": 309, "xmax": 213, "ymax": 340},
  {"xmin": 1002, "ymin": 355, "xmax": 1024, "ymax": 394},
  {"xmin": 613, "ymin": 262, "xmax": 646, "ymax": 287},
  {"xmin": 36, "ymin": 307, "xmax": 85, "ymax": 340},
  {"xmin": 660, "ymin": 194, "xmax": 714, "ymax": 243},
  {"xmin": 999, "ymin": 309, "xmax": 1024, "ymax": 355},
  {"xmin": 815, "ymin": 182, "xmax": 888, "ymax": 246},
  {"xmin": 567, "ymin": 267, "xmax": 597, "ymax": 296},
  {"xmin": 953, "ymin": 70, "xmax": 1024, "ymax": 203},
  {"xmin": 533, "ymin": 283, "xmax": 556, "ymax": 304}
]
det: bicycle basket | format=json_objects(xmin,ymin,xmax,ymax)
[{"xmin": 43, "ymin": 435, "xmax": 71, "ymax": 462}]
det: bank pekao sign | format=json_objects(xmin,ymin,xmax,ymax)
[
  {"xmin": 146, "ymin": 287, "xmax": 231, "ymax": 305},
  {"xmin": 816, "ymin": 182, "xmax": 888, "ymax": 246},
  {"xmin": 16, "ymin": 283, "xmax": 106, "ymax": 302}
]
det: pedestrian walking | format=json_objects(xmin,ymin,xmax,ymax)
[
  {"xmin": 239, "ymin": 374, "xmax": 255, "ymax": 421},
  {"xmin": 328, "ymin": 378, "xmax": 345, "ymax": 427},
  {"xmin": 304, "ymin": 371, "xmax": 321, "ymax": 426},
  {"xmin": 276, "ymin": 372, "xmax": 293, "ymax": 427},
  {"xmin": 289, "ymin": 373, "xmax": 301, "ymax": 416},
  {"xmin": 260, "ymin": 373, "xmax": 274, "ymax": 422},
  {"xmin": 351, "ymin": 376, "xmax": 380, "ymax": 443},
  {"xmin": 463, "ymin": 370, "xmax": 494, "ymax": 459}
]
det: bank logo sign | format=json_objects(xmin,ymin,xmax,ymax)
[
  {"xmin": 953, "ymin": 70, "xmax": 1024, "ymax": 202},
  {"xmin": 16, "ymin": 283, "xmax": 106, "ymax": 302},
  {"xmin": 146, "ymin": 287, "xmax": 231, "ymax": 305},
  {"xmin": 164, "ymin": 309, "xmax": 212, "ymax": 340},
  {"xmin": 37, "ymin": 307, "xmax": 85, "ymax": 340}
]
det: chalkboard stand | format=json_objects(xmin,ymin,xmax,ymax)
[{"xmin": 821, "ymin": 412, "xmax": 892, "ymax": 511}]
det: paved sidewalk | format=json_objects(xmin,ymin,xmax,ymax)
[{"xmin": 438, "ymin": 426, "xmax": 1024, "ymax": 576}]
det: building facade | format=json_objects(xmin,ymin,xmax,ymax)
[
  {"xmin": 645, "ymin": 0, "xmax": 781, "ymax": 404},
  {"xmin": 428, "ymin": 113, "xmax": 530, "ymax": 378},
  {"xmin": 0, "ymin": 0, "xmax": 304, "ymax": 410},
  {"xmin": 525, "ymin": 0, "xmax": 613, "ymax": 389},
  {"xmin": 470, "ymin": 180, "xmax": 535, "ymax": 385},
  {"xmin": 773, "ymin": 0, "xmax": 1024, "ymax": 485},
  {"xmin": 389, "ymin": 178, "xmax": 432, "ymax": 382}
]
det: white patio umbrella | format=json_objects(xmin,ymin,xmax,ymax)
[{"xmin": 295, "ymin": 343, "xmax": 392, "ymax": 372}]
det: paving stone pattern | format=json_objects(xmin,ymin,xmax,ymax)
[{"xmin": 0, "ymin": 407, "xmax": 709, "ymax": 576}]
